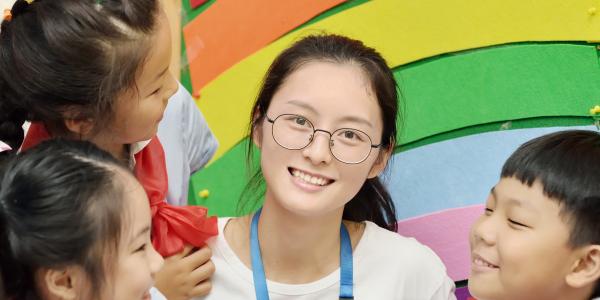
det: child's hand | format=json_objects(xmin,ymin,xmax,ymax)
[{"xmin": 155, "ymin": 245, "xmax": 215, "ymax": 299}]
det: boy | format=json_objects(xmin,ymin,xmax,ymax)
[{"xmin": 469, "ymin": 130, "xmax": 600, "ymax": 300}]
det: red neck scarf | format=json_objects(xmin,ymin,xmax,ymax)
[{"xmin": 21, "ymin": 123, "xmax": 217, "ymax": 257}]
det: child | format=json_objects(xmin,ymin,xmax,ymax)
[
  {"xmin": 199, "ymin": 34, "xmax": 456, "ymax": 299},
  {"xmin": 0, "ymin": 0, "xmax": 217, "ymax": 298},
  {"xmin": 469, "ymin": 130, "xmax": 600, "ymax": 300},
  {"xmin": 0, "ymin": 139, "xmax": 164, "ymax": 299}
]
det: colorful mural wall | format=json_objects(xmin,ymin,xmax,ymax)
[{"xmin": 180, "ymin": 0, "xmax": 600, "ymax": 295}]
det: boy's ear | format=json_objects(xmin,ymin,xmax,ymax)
[
  {"xmin": 42, "ymin": 267, "xmax": 81, "ymax": 300},
  {"xmin": 367, "ymin": 144, "xmax": 393, "ymax": 179},
  {"xmin": 565, "ymin": 245, "xmax": 600, "ymax": 290}
]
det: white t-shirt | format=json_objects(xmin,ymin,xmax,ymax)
[{"xmin": 198, "ymin": 218, "xmax": 456, "ymax": 300}]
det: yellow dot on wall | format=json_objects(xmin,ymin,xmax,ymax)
[
  {"xmin": 199, "ymin": 189, "xmax": 210, "ymax": 199},
  {"xmin": 589, "ymin": 7, "xmax": 597, "ymax": 15}
]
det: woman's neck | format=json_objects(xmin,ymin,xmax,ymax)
[
  {"xmin": 258, "ymin": 199, "xmax": 343, "ymax": 283},
  {"xmin": 226, "ymin": 192, "xmax": 365, "ymax": 284}
]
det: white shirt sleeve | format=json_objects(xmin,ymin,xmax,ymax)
[
  {"xmin": 428, "ymin": 277, "xmax": 457, "ymax": 300},
  {"xmin": 157, "ymin": 83, "xmax": 218, "ymax": 205},
  {"xmin": 179, "ymin": 83, "xmax": 218, "ymax": 172},
  {"xmin": 150, "ymin": 287, "xmax": 167, "ymax": 300}
]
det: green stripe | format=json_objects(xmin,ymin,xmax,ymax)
[
  {"xmin": 395, "ymin": 43, "xmax": 600, "ymax": 144},
  {"xmin": 189, "ymin": 42, "xmax": 600, "ymax": 215}
]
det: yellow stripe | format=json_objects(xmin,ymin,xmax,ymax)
[{"xmin": 197, "ymin": 0, "xmax": 600, "ymax": 161}]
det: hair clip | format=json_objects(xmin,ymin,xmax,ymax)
[
  {"xmin": 3, "ymin": 9, "xmax": 11, "ymax": 22},
  {"xmin": 0, "ymin": 140, "xmax": 12, "ymax": 153},
  {"xmin": 24, "ymin": 0, "xmax": 34, "ymax": 4},
  {"xmin": 590, "ymin": 105, "xmax": 600, "ymax": 129}
]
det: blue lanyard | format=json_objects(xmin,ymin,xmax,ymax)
[{"xmin": 250, "ymin": 207, "xmax": 354, "ymax": 300}]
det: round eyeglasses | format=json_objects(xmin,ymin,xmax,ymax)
[{"xmin": 266, "ymin": 114, "xmax": 381, "ymax": 164}]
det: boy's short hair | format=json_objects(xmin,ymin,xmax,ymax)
[{"xmin": 501, "ymin": 130, "xmax": 600, "ymax": 248}]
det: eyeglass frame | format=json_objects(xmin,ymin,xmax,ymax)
[{"xmin": 265, "ymin": 113, "xmax": 382, "ymax": 164}]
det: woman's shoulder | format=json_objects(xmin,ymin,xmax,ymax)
[
  {"xmin": 357, "ymin": 221, "xmax": 448, "ymax": 273},
  {"xmin": 354, "ymin": 222, "xmax": 455, "ymax": 299}
]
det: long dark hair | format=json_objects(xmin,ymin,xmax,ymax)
[
  {"xmin": 244, "ymin": 34, "xmax": 399, "ymax": 231},
  {"xmin": 0, "ymin": 0, "xmax": 159, "ymax": 159},
  {"xmin": 0, "ymin": 139, "xmax": 130, "ymax": 299}
]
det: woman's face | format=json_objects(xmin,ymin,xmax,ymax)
[{"xmin": 256, "ymin": 61, "xmax": 389, "ymax": 218}]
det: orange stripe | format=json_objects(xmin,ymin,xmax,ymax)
[{"xmin": 183, "ymin": 0, "xmax": 345, "ymax": 92}]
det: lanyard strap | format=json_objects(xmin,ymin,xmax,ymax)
[{"xmin": 250, "ymin": 207, "xmax": 354, "ymax": 300}]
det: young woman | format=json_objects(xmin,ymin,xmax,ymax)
[{"xmin": 200, "ymin": 34, "xmax": 455, "ymax": 299}]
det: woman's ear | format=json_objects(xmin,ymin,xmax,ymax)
[
  {"xmin": 251, "ymin": 110, "xmax": 264, "ymax": 149},
  {"xmin": 565, "ymin": 245, "xmax": 600, "ymax": 290},
  {"xmin": 41, "ymin": 267, "xmax": 83, "ymax": 300},
  {"xmin": 367, "ymin": 144, "xmax": 393, "ymax": 179}
]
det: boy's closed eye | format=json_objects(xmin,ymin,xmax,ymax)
[
  {"xmin": 484, "ymin": 207, "xmax": 494, "ymax": 216},
  {"xmin": 507, "ymin": 218, "xmax": 530, "ymax": 229}
]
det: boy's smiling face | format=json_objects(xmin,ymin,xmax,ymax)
[{"xmin": 468, "ymin": 177, "xmax": 581, "ymax": 300}]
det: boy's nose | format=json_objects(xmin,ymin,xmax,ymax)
[
  {"xmin": 471, "ymin": 214, "xmax": 497, "ymax": 246},
  {"xmin": 302, "ymin": 132, "xmax": 333, "ymax": 165}
]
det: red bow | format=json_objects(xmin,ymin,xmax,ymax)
[{"xmin": 22, "ymin": 123, "xmax": 218, "ymax": 257}]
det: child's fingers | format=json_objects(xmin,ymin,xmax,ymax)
[
  {"xmin": 189, "ymin": 259, "xmax": 215, "ymax": 285},
  {"xmin": 188, "ymin": 280, "xmax": 213, "ymax": 298},
  {"xmin": 183, "ymin": 245, "xmax": 212, "ymax": 270},
  {"xmin": 169, "ymin": 244, "xmax": 195, "ymax": 260}
]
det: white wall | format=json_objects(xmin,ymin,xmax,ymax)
[{"xmin": 1, "ymin": 0, "xmax": 15, "ymax": 11}]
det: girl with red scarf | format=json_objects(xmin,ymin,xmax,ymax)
[{"xmin": 0, "ymin": 0, "xmax": 218, "ymax": 298}]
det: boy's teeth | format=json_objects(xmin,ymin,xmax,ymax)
[
  {"xmin": 292, "ymin": 169, "xmax": 328, "ymax": 186},
  {"xmin": 475, "ymin": 258, "xmax": 497, "ymax": 268}
]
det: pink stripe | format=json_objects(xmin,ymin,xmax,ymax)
[{"xmin": 396, "ymin": 204, "xmax": 484, "ymax": 281}]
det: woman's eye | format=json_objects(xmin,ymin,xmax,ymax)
[
  {"xmin": 294, "ymin": 117, "xmax": 307, "ymax": 126},
  {"xmin": 152, "ymin": 88, "xmax": 161, "ymax": 95},
  {"xmin": 344, "ymin": 131, "xmax": 356, "ymax": 139},
  {"xmin": 484, "ymin": 208, "xmax": 493, "ymax": 216}
]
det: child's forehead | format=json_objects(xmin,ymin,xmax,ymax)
[
  {"xmin": 134, "ymin": 11, "xmax": 171, "ymax": 87},
  {"xmin": 492, "ymin": 177, "xmax": 562, "ymax": 213}
]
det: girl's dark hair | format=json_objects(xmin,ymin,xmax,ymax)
[
  {"xmin": 0, "ymin": 139, "xmax": 130, "ymax": 299},
  {"xmin": 501, "ymin": 130, "xmax": 600, "ymax": 299},
  {"xmin": 245, "ymin": 34, "xmax": 399, "ymax": 231},
  {"xmin": 0, "ymin": 0, "xmax": 159, "ymax": 159}
]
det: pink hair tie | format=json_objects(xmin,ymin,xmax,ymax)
[{"xmin": 0, "ymin": 141, "xmax": 12, "ymax": 153}]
